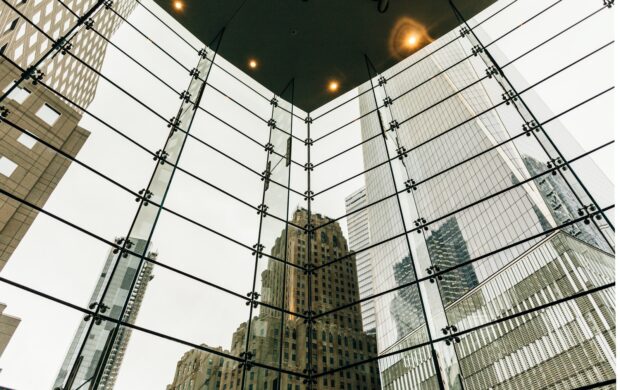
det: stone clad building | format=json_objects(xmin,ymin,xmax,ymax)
[{"xmin": 167, "ymin": 210, "xmax": 381, "ymax": 390}]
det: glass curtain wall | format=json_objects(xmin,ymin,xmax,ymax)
[{"xmin": 0, "ymin": 0, "xmax": 614, "ymax": 389}]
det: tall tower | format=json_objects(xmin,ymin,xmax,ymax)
[
  {"xmin": 167, "ymin": 210, "xmax": 381, "ymax": 390},
  {"xmin": 359, "ymin": 17, "xmax": 613, "ymax": 389},
  {"xmin": 0, "ymin": 0, "xmax": 137, "ymax": 270},
  {"xmin": 0, "ymin": 0, "xmax": 136, "ymax": 358},
  {"xmin": 344, "ymin": 187, "xmax": 376, "ymax": 335},
  {"xmin": 53, "ymin": 238, "xmax": 155, "ymax": 390}
]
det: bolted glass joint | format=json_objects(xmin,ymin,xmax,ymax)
[
  {"xmin": 189, "ymin": 68, "xmax": 200, "ymax": 79},
  {"xmin": 302, "ymin": 263, "xmax": 317, "ymax": 276},
  {"xmin": 501, "ymin": 90, "xmax": 518, "ymax": 105},
  {"xmin": 153, "ymin": 149, "xmax": 169, "ymax": 164},
  {"xmin": 404, "ymin": 179, "xmax": 417, "ymax": 192},
  {"xmin": 251, "ymin": 243, "xmax": 265, "ymax": 257},
  {"xmin": 303, "ymin": 366, "xmax": 318, "ymax": 384},
  {"xmin": 378, "ymin": 75, "xmax": 387, "ymax": 86},
  {"xmin": 383, "ymin": 96, "xmax": 393, "ymax": 107},
  {"xmin": 238, "ymin": 351, "xmax": 254, "ymax": 370},
  {"xmin": 414, "ymin": 217, "xmax": 428, "ymax": 233},
  {"xmin": 112, "ymin": 238, "xmax": 134, "ymax": 258},
  {"xmin": 198, "ymin": 48, "xmax": 209, "ymax": 59},
  {"xmin": 459, "ymin": 26, "xmax": 470, "ymax": 37},
  {"xmin": 245, "ymin": 292, "xmax": 260, "ymax": 308},
  {"xmin": 546, "ymin": 157, "xmax": 568, "ymax": 175},
  {"xmin": 441, "ymin": 325, "xmax": 460, "ymax": 345},
  {"xmin": 577, "ymin": 204, "xmax": 602, "ymax": 225},
  {"xmin": 396, "ymin": 146, "xmax": 408, "ymax": 160},
  {"xmin": 426, "ymin": 265, "xmax": 443, "ymax": 284},
  {"xmin": 83, "ymin": 313, "xmax": 104, "ymax": 325},
  {"xmin": 485, "ymin": 66, "xmax": 499, "ymax": 78},
  {"xmin": 302, "ymin": 311, "xmax": 316, "ymax": 324},
  {"xmin": 103, "ymin": 0, "xmax": 114, "ymax": 9},
  {"xmin": 270, "ymin": 97, "xmax": 278, "ymax": 107},
  {"xmin": 135, "ymin": 189, "xmax": 154, "ymax": 206},
  {"xmin": 267, "ymin": 118, "xmax": 277, "ymax": 129},
  {"xmin": 83, "ymin": 18, "xmax": 95, "ymax": 30},
  {"xmin": 256, "ymin": 203, "xmax": 268, "ymax": 217},
  {"xmin": 521, "ymin": 120, "xmax": 539, "ymax": 136},
  {"xmin": 179, "ymin": 90, "xmax": 192, "ymax": 103},
  {"xmin": 389, "ymin": 119, "xmax": 400, "ymax": 131},
  {"xmin": 264, "ymin": 142, "xmax": 274, "ymax": 154},
  {"xmin": 167, "ymin": 116, "xmax": 181, "ymax": 130},
  {"xmin": 23, "ymin": 67, "xmax": 44, "ymax": 85},
  {"xmin": 471, "ymin": 44, "xmax": 483, "ymax": 56},
  {"xmin": 304, "ymin": 190, "xmax": 314, "ymax": 201}
]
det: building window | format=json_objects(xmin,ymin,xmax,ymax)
[
  {"xmin": 2, "ymin": 82, "xmax": 30, "ymax": 104},
  {"xmin": 17, "ymin": 133, "xmax": 36, "ymax": 149},
  {"xmin": 2, "ymin": 18, "xmax": 18, "ymax": 34},
  {"xmin": 0, "ymin": 156, "xmax": 18, "ymax": 177},
  {"xmin": 35, "ymin": 103, "xmax": 61, "ymax": 126}
]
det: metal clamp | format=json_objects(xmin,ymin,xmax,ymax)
[
  {"xmin": 546, "ymin": 157, "xmax": 567, "ymax": 176},
  {"xmin": 414, "ymin": 217, "xmax": 428, "ymax": 233}
]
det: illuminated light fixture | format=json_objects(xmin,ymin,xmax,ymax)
[
  {"xmin": 249, "ymin": 59, "xmax": 258, "ymax": 69},
  {"xmin": 389, "ymin": 17, "xmax": 433, "ymax": 60},
  {"xmin": 328, "ymin": 81, "xmax": 339, "ymax": 93},
  {"xmin": 406, "ymin": 34, "xmax": 418, "ymax": 47},
  {"xmin": 172, "ymin": 0, "xmax": 184, "ymax": 11}
]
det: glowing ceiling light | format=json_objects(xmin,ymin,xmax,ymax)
[
  {"xmin": 328, "ymin": 81, "xmax": 339, "ymax": 92},
  {"xmin": 406, "ymin": 34, "xmax": 418, "ymax": 47},
  {"xmin": 249, "ymin": 59, "xmax": 258, "ymax": 69},
  {"xmin": 173, "ymin": 0, "xmax": 184, "ymax": 11}
]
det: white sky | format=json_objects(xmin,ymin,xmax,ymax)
[{"xmin": 0, "ymin": 0, "xmax": 614, "ymax": 388}]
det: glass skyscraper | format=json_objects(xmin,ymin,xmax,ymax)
[
  {"xmin": 345, "ymin": 187, "xmax": 376, "ymax": 335},
  {"xmin": 53, "ymin": 238, "xmax": 155, "ymax": 390},
  {"xmin": 0, "ymin": 0, "xmax": 613, "ymax": 388},
  {"xmin": 357, "ymin": 8, "xmax": 614, "ymax": 389}
]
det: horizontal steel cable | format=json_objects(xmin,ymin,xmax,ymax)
[
  {"xmin": 316, "ymin": 139, "xmax": 614, "ymax": 271},
  {"xmin": 0, "ymin": 52, "xmax": 305, "ymax": 229},
  {"xmin": 313, "ymin": 2, "xmax": 606, "ymax": 168},
  {"xmin": 312, "ymin": 0, "xmax": 571, "ymax": 144},
  {"xmin": 312, "ymin": 84, "xmax": 613, "ymax": 233},
  {"xmin": 0, "ymin": 274, "xmax": 305, "ymax": 378}
]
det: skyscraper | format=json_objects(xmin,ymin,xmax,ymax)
[
  {"xmin": 358, "ymin": 19, "xmax": 613, "ymax": 388},
  {"xmin": 167, "ymin": 210, "xmax": 381, "ymax": 390},
  {"xmin": 53, "ymin": 238, "xmax": 155, "ymax": 390},
  {"xmin": 0, "ymin": 0, "xmax": 137, "ymax": 269},
  {"xmin": 380, "ymin": 231, "xmax": 616, "ymax": 389},
  {"xmin": 0, "ymin": 0, "xmax": 137, "ymax": 363},
  {"xmin": 344, "ymin": 187, "xmax": 376, "ymax": 334},
  {"xmin": 166, "ymin": 345, "xmax": 229, "ymax": 390},
  {"xmin": 522, "ymin": 154, "xmax": 610, "ymax": 250},
  {"xmin": 0, "ymin": 0, "xmax": 136, "ymax": 109}
]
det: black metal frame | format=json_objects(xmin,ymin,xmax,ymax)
[{"xmin": 0, "ymin": 0, "xmax": 615, "ymax": 388}]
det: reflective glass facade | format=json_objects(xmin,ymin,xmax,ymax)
[{"xmin": 0, "ymin": 0, "xmax": 614, "ymax": 389}]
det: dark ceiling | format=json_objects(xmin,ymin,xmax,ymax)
[{"xmin": 153, "ymin": 0, "xmax": 496, "ymax": 112}]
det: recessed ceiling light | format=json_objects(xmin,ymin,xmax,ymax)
[
  {"xmin": 249, "ymin": 59, "xmax": 258, "ymax": 69},
  {"xmin": 328, "ymin": 81, "xmax": 339, "ymax": 93},
  {"xmin": 405, "ymin": 33, "xmax": 419, "ymax": 48},
  {"xmin": 173, "ymin": 0, "xmax": 184, "ymax": 11}
]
